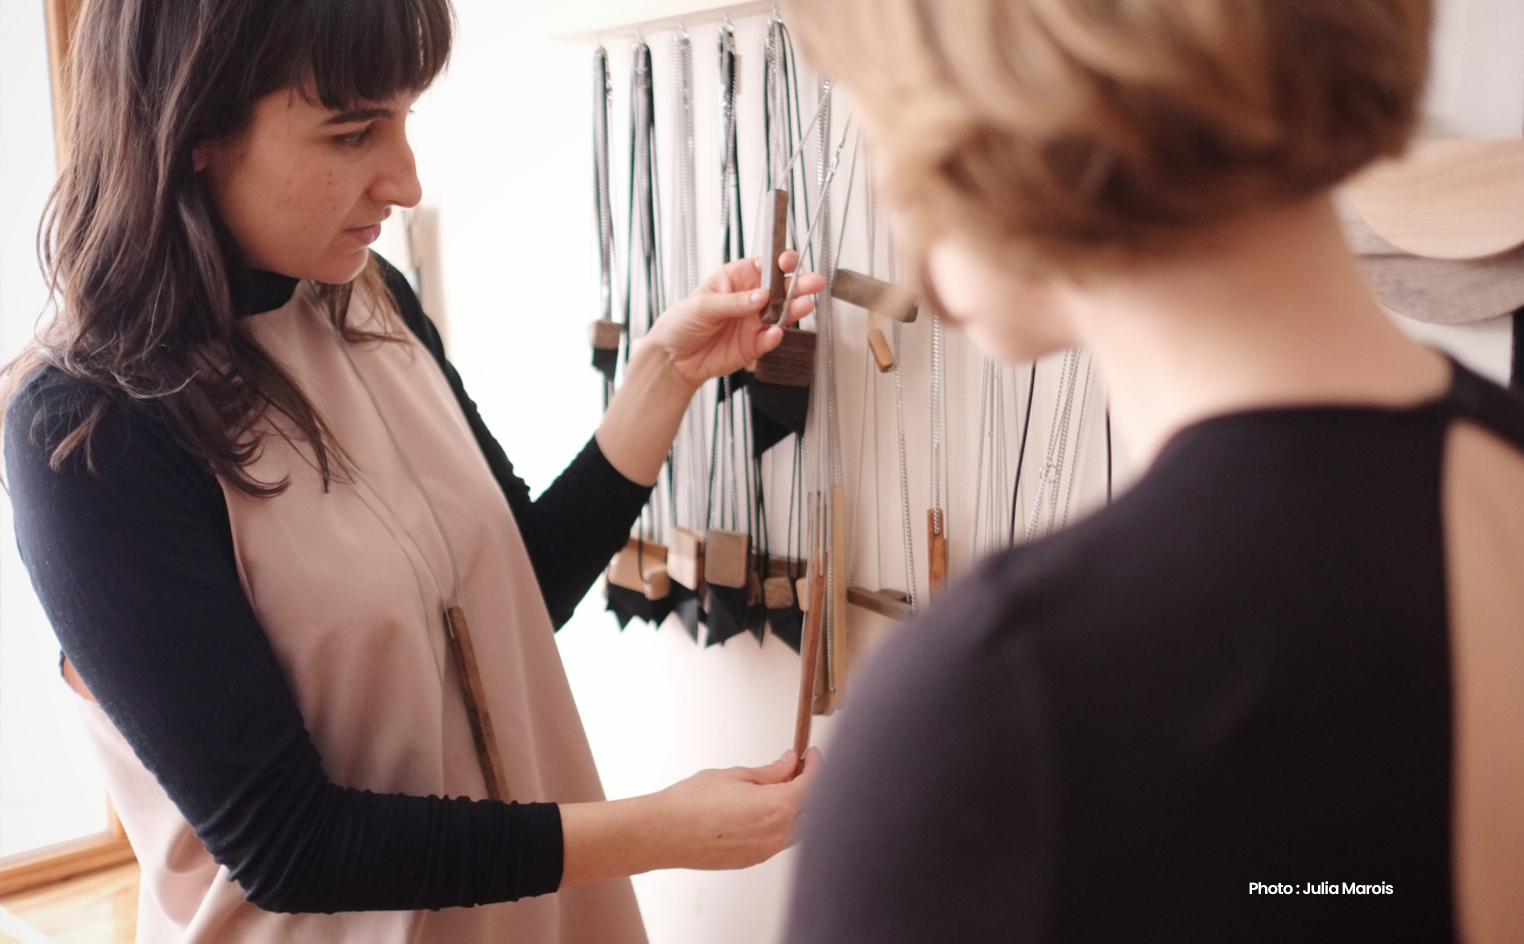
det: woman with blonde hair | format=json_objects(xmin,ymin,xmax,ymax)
[
  {"xmin": 782, "ymin": 1, "xmax": 1523, "ymax": 941},
  {"xmin": 4, "ymin": 0, "xmax": 822, "ymax": 941}
]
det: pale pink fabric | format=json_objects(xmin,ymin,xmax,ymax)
[{"xmin": 79, "ymin": 282, "xmax": 647, "ymax": 944}]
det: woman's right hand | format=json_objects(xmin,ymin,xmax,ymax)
[{"xmin": 558, "ymin": 748, "xmax": 821, "ymax": 886}]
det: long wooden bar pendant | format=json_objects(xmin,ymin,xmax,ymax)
[
  {"xmin": 703, "ymin": 529, "xmax": 750, "ymax": 589},
  {"xmin": 759, "ymin": 189, "xmax": 790, "ymax": 325},
  {"xmin": 668, "ymin": 527, "xmax": 705, "ymax": 591},
  {"xmin": 754, "ymin": 327, "xmax": 817, "ymax": 388},
  {"xmin": 928, "ymin": 508, "xmax": 949, "ymax": 600},
  {"xmin": 831, "ymin": 268, "xmax": 920, "ymax": 323},
  {"xmin": 793, "ymin": 534, "xmax": 829, "ymax": 765},
  {"xmin": 444, "ymin": 606, "xmax": 511, "ymax": 801}
]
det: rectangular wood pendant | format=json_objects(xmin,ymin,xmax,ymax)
[
  {"xmin": 668, "ymin": 527, "xmax": 705, "ymax": 590},
  {"xmin": 643, "ymin": 563, "xmax": 672, "ymax": 601},
  {"xmin": 704, "ymin": 529, "xmax": 750, "ymax": 589},
  {"xmin": 608, "ymin": 537, "xmax": 667, "ymax": 594},
  {"xmin": 796, "ymin": 576, "xmax": 811, "ymax": 612},
  {"xmin": 754, "ymin": 327, "xmax": 816, "ymax": 388},
  {"xmin": 832, "ymin": 268, "xmax": 920, "ymax": 323},
  {"xmin": 588, "ymin": 319, "xmax": 624, "ymax": 351},
  {"xmin": 444, "ymin": 606, "xmax": 510, "ymax": 802},
  {"xmin": 759, "ymin": 188, "xmax": 791, "ymax": 325},
  {"xmin": 867, "ymin": 326, "xmax": 894, "ymax": 372},
  {"xmin": 928, "ymin": 509, "xmax": 949, "ymax": 600},
  {"xmin": 764, "ymin": 574, "xmax": 796, "ymax": 609}
]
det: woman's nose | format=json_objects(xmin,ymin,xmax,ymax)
[{"xmin": 372, "ymin": 137, "xmax": 423, "ymax": 209}]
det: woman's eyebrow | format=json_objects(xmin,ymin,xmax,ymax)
[{"xmin": 324, "ymin": 106, "xmax": 392, "ymax": 125}]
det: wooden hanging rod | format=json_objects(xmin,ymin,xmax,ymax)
[{"xmin": 543, "ymin": 0, "xmax": 777, "ymax": 43}]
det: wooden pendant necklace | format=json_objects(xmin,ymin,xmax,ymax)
[
  {"xmin": 606, "ymin": 38, "xmax": 675, "ymax": 621},
  {"xmin": 704, "ymin": 20, "xmax": 755, "ymax": 645},
  {"xmin": 335, "ymin": 335, "xmax": 510, "ymax": 802},
  {"xmin": 589, "ymin": 45, "xmax": 622, "ymax": 406},
  {"xmin": 845, "ymin": 171, "xmax": 916, "ymax": 622},
  {"xmin": 667, "ymin": 25, "xmax": 709, "ymax": 633},
  {"xmin": 927, "ymin": 308, "xmax": 950, "ymax": 598}
]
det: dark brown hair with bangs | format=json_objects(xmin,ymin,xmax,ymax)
[{"xmin": 3, "ymin": 0, "xmax": 453, "ymax": 495}]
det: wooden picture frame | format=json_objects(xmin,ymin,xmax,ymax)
[{"xmin": 43, "ymin": 0, "xmax": 85, "ymax": 161}]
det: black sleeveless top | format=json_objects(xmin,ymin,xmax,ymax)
[{"xmin": 783, "ymin": 360, "xmax": 1524, "ymax": 944}]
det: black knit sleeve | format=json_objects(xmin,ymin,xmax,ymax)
[
  {"xmin": 377, "ymin": 259, "xmax": 652, "ymax": 628},
  {"xmin": 5, "ymin": 371, "xmax": 563, "ymax": 913}
]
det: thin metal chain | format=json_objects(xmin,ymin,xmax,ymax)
[
  {"xmin": 718, "ymin": 24, "xmax": 739, "ymax": 266},
  {"xmin": 1060, "ymin": 354, "xmax": 1095, "ymax": 528},
  {"xmin": 1026, "ymin": 349, "xmax": 1082, "ymax": 539},
  {"xmin": 671, "ymin": 28, "xmax": 707, "ymax": 531},
  {"xmin": 813, "ymin": 79, "xmax": 843, "ymax": 690},
  {"xmin": 930, "ymin": 308, "xmax": 946, "ymax": 540},
  {"xmin": 593, "ymin": 46, "xmax": 616, "ymax": 405},
  {"xmin": 886, "ymin": 220, "xmax": 918, "ymax": 613}
]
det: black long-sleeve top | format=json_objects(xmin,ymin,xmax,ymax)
[{"xmin": 4, "ymin": 259, "xmax": 652, "ymax": 912}]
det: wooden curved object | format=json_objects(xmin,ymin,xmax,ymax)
[{"xmin": 1345, "ymin": 140, "xmax": 1524, "ymax": 261}]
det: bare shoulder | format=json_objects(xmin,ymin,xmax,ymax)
[{"xmin": 1443, "ymin": 419, "xmax": 1524, "ymax": 944}]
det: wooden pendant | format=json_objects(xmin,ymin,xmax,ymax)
[
  {"xmin": 793, "ymin": 542, "xmax": 829, "ymax": 765},
  {"xmin": 444, "ymin": 606, "xmax": 511, "ymax": 801},
  {"xmin": 832, "ymin": 268, "xmax": 919, "ymax": 323},
  {"xmin": 764, "ymin": 574, "xmax": 797, "ymax": 609},
  {"xmin": 668, "ymin": 527, "xmax": 705, "ymax": 590},
  {"xmin": 759, "ymin": 189, "xmax": 791, "ymax": 325},
  {"xmin": 847, "ymin": 586, "xmax": 912, "ymax": 621},
  {"xmin": 927, "ymin": 509, "xmax": 949, "ymax": 599},
  {"xmin": 867, "ymin": 326, "xmax": 894, "ymax": 372},
  {"xmin": 609, "ymin": 537, "xmax": 670, "ymax": 599},
  {"xmin": 704, "ymin": 529, "xmax": 750, "ymax": 589},
  {"xmin": 588, "ymin": 319, "xmax": 624, "ymax": 351},
  {"xmin": 754, "ymin": 327, "xmax": 817, "ymax": 388},
  {"xmin": 796, "ymin": 576, "xmax": 811, "ymax": 612}
]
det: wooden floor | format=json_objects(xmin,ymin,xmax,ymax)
[{"xmin": 0, "ymin": 863, "xmax": 138, "ymax": 944}]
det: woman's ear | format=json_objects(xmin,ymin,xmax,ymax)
[{"xmin": 192, "ymin": 144, "xmax": 213, "ymax": 173}]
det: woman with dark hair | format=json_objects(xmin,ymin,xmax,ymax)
[
  {"xmin": 781, "ymin": 0, "xmax": 1523, "ymax": 942},
  {"xmin": 2, "ymin": 1, "xmax": 821, "ymax": 941}
]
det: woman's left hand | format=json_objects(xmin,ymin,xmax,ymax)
[{"xmin": 644, "ymin": 251, "xmax": 826, "ymax": 390}]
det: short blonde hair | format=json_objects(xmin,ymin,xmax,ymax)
[{"xmin": 788, "ymin": 0, "xmax": 1433, "ymax": 274}]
